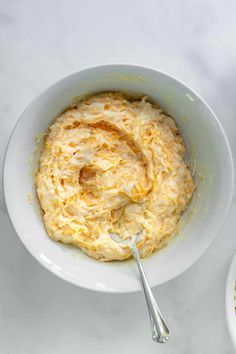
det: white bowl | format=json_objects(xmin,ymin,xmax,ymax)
[
  {"xmin": 226, "ymin": 253, "xmax": 236, "ymax": 348},
  {"xmin": 3, "ymin": 64, "xmax": 234, "ymax": 293}
]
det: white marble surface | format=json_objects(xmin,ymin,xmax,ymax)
[{"xmin": 0, "ymin": 0, "xmax": 236, "ymax": 352}]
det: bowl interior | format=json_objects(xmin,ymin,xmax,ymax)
[{"xmin": 4, "ymin": 65, "xmax": 233, "ymax": 292}]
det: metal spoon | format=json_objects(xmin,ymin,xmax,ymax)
[{"xmin": 110, "ymin": 232, "xmax": 171, "ymax": 343}]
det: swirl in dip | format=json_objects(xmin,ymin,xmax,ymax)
[{"xmin": 36, "ymin": 92, "xmax": 194, "ymax": 261}]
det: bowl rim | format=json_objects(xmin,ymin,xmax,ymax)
[
  {"xmin": 3, "ymin": 63, "xmax": 234, "ymax": 293},
  {"xmin": 226, "ymin": 252, "xmax": 236, "ymax": 348}
]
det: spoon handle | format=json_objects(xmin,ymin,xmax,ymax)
[{"xmin": 131, "ymin": 246, "xmax": 171, "ymax": 343}]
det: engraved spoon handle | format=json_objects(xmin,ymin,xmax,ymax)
[{"xmin": 131, "ymin": 245, "xmax": 171, "ymax": 343}]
